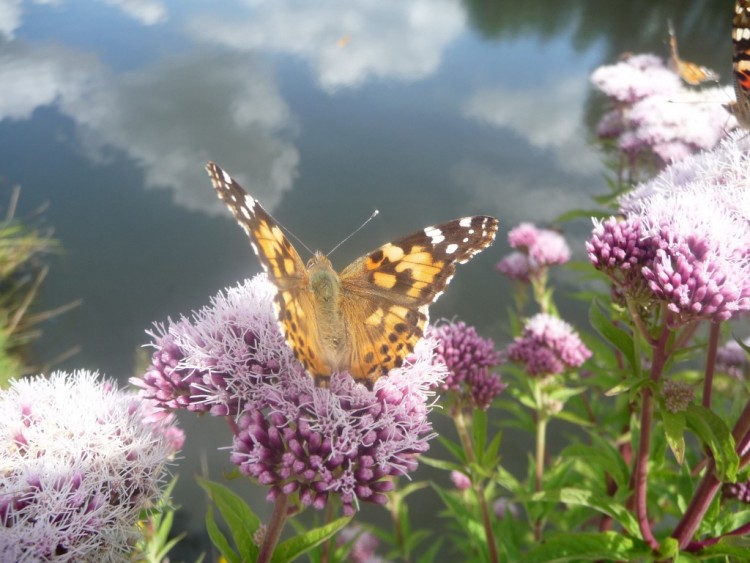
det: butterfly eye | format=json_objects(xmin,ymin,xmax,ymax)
[{"xmin": 306, "ymin": 257, "xmax": 316, "ymax": 269}]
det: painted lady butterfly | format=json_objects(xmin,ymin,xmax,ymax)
[
  {"xmin": 667, "ymin": 19, "xmax": 719, "ymax": 86},
  {"xmin": 727, "ymin": 0, "xmax": 750, "ymax": 128},
  {"xmin": 207, "ymin": 162, "xmax": 498, "ymax": 388}
]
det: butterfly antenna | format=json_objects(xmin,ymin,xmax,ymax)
[
  {"xmin": 327, "ymin": 209, "xmax": 379, "ymax": 257},
  {"xmin": 271, "ymin": 216, "xmax": 315, "ymax": 258}
]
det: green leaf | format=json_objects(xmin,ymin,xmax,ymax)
[
  {"xmin": 494, "ymin": 465, "xmax": 523, "ymax": 495},
  {"xmin": 526, "ymin": 488, "xmax": 639, "ymax": 536},
  {"xmin": 415, "ymin": 538, "xmax": 444, "ymax": 563},
  {"xmin": 205, "ymin": 506, "xmax": 241, "ymax": 563},
  {"xmin": 418, "ymin": 455, "xmax": 465, "ymax": 474},
  {"xmin": 552, "ymin": 410, "xmax": 595, "ymax": 427},
  {"xmin": 436, "ymin": 435, "xmax": 468, "ymax": 465},
  {"xmin": 525, "ymin": 532, "xmax": 649, "ymax": 562},
  {"xmin": 431, "ymin": 482, "xmax": 475, "ymax": 522},
  {"xmin": 604, "ymin": 376, "xmax": 647, "ymax": 397},
  {"xmin": 196, "ymin": 476, "xmax": 259, "ymax": 560},
  {"xmin": 685, "ymin": 405, "xmax": 739, "ymax": 482},
  {"xmin": 589, "ymin": 300, "xmax": 635, "ymax": 368},
  {"xmin": 662, "ymin": 409, "xmax": 686, "ymax": 465},
  {"xmin": 561, "ymin": 442, "xmax": 628, "ymax": 490},
  {"xmin": 700, "ymin": 535, "xmax": 750, "ymax": 557},
  {"xmin": 656, "ymin": 537, "xmax": 679, "ymax": 560},
  {"xmin": 481, "ymin": 432, "xmax": 503, "ymax": 468},
  {"xmin": 271, "ymin": 516, "xmax": 351, "ymax": 563}
]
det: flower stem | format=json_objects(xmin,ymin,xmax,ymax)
[
  {"xmin": 702, "ymin": 322, "xmax": 721, "ymax": 409},
  {"xmin": 633, "ymin": 321, "xmax": 670, "ymax": 551},
  {"xmin": 531, "ymin": 380, "xmax": 549, "ymax": 541},
  {"xmin": 453, "ymin": 407, "xmax": 500, "ymax": 563},
  {"xmin": 671, "ymin": 462, "xmax": 721, "ymax": 549},
  {"xmin": 672, "ymin": 393, "xmax": 750, "ymax": 548},
  {"xmin": 257, "ymin": 493, "xmax": 289, "ymax": 563}
]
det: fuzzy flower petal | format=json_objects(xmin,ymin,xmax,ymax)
[
  {"xmin": 135, "ymin": 274, "xmax": 446, "ymax": 515},
  {"xmin": 618, "ymin": 136, "xmax": 750, "ymax": 323},
  {"xmin": 507, "ymin": 314, "xmax": 591, "ymax": 377},
  {"xmin": 429, "ymin": 321, "xmax": 505, "ymax": 410},
  {"xmin": 0, "ymin": 371, "xmax": 181, "ymax": 562}
]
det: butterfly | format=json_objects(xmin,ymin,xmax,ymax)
[
  {"xmin": 667, "ymin": 19, "xmax": 719, "ymax": 86},
  {"xmin": 727, "ymin": 0, "xmax": 750, "ymax": 128},
  {"xmin": 206, "ymin": 162, "xmax": 498, "ymax": 388}
]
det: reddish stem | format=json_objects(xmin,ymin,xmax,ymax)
[
  {"xmin": 633, "ymin": 322, "xmax": 671, "ymax": 551},
  {"xmin": 702, "ymin": 322, "xmax": 720, "ymax": 409},
  {"xmin": 257, "ymin": 493, "xmax": 289, "ymax": 563}
]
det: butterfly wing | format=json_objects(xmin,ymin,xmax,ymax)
[
  {"xmin": 338, "ymin": 215, "xmax": 498, "ymax": 385},
  {"xmin": 207, "ymin": 162, "xmax": 306, "ymax": 288},
  {"xmin": 206, "ymin": 162, "xmax": 331, "ymax": 377}
]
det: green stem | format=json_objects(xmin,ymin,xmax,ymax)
[
  {"xmin": 257, "ymin": 493, "xmax": 289, "ymax": 563},
  {"xmin": 453, "ymin": 407, "xmax": 500, "ymax": 563},
  {"xmin": 533, "ymin": 380, "xmax": 548, "ymax": 541}
]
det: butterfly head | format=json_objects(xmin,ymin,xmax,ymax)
[{"xmin": 308, "ymin": 252, "xmax": 339, "ymax": 303}]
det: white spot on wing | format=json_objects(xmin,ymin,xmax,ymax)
[
  {"xmin": 459, "ymin": 217, "xmax": 472, "ymax": 228},
  {"xmin": 222, "ymin": 170, "xmax": 232, "ymax": 183},
  {"xmin": 243, "ymin": 195, "xmax": 256, "ymax": 211},
  {"xmin": 424, "ymin": 226, "xmax": 445, "ymax": 244},
  {"xmin": 446, "ymin": 243, "xmax": 458, "ymax": 254}
]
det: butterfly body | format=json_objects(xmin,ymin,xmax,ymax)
[
  {"xmin": 728, "ymin": 0, "xmax": 750, "ymax": 128},
  {"xmin": 207, "ymin": 161, "xmax": 498, "ymax": 387}
]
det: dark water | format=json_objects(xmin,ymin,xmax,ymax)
[{"xmin": 0, "ymin": 0, "xmax": 730, "ymax": 559}]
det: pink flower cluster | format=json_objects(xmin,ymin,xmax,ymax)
[
  {"xmin": 587, "ymin": 133, "xmax": 750, "ymax": 325},
  {"xmin": 134, "ymin": 275, "xmax": 447, "ymax": 515},
  {"xmin": 507, "ymin": 314, "xmax": 591, "ymax": 377},
  {"xmin": 429, "ymin": 321, "xmax": 505, "ymax": 410},
  {"xmin": 591, "ymin": 53, "xmax": 735, "ymax": 167},
  {"xmin": 496, "ymin": 223, "xmax": 570, "ymax": 283}
]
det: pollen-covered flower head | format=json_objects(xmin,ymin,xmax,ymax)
[
  {"xmin": 586, "ymin": 216, "xmax": 657, "ymax": 299},
  {"xmin": 429, "ymin": 321, "xmax": 505, "ymax": 410},
  {"xmin": 617, "ymin": 134, "xmax": 750, "ymax": 324},
  {"xmin": 134, "ymin": 275, "xmax": 446, "ymax": 516},
  {"xmin": 507, "ymin": 314, "xmax": 591, "ymax": 377},
  {"xmin": 0, "ymin": 371, "xmax": 182, "ymax": 562}
]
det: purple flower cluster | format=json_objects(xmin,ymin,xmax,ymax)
[
  {"xmin": 429, "ymin": 321, "xmax": 505, "ymax": 410},
  {"xmin": 337, "ymin": 525, "xmax": 382, "ymax": 563},
  {"xmin": 0, "ymin": 371, "xmax": 182, "ymax": 561},
  {"xmin": 507, "ymin": 314, "xmax": 591, "ymax": 377},
  {"xmin": 497, "ymin": 223, "xmax": 570, "ymax": 283},
  {"xmin": 591, "ymin": 52, "xmax": 735, "ymax": 167},
  {"xmin": 588, "ymin": 133, "xmax": 750, "ymax": 325},
  {"xmin": 133, "ymin": 278, "xmax": 288, "ymax": 417},
  {"xmin": 133, "ymin": 275, "xmax": 446, "ymax": 515},
  {"xmin": 724, "ymin": 481, "xmax": 750, "ymax": 504}
]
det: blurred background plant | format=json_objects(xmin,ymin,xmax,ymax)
[{"xmin": 0, "ymin": 186, "xmax": 79, "ymax": 387}]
